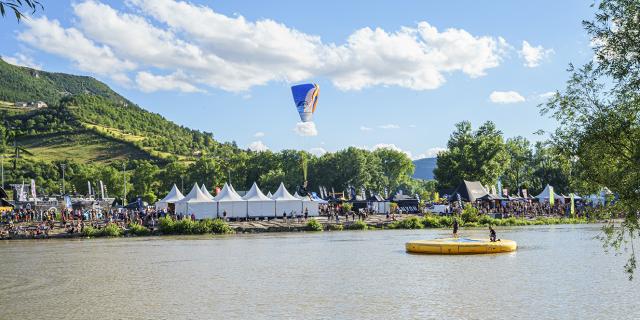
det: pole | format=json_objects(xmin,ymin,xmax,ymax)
[
  {"xmin": 181, "ymin": 176, "xmax": 184, "ymax": 192},
  {"xmin": 122, "ymin": 162, "xmax": 127, "ymax": 205},
  {"xmin": 60, "ymin": 164, "xmax": 66, "ymax": 195},
  {"xmin": 1, "ymin": 154, "xmax": 4, "ymax": 189}
]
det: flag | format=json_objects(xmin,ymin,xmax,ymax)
[
  {"xmin": 434, "ymin": 192, "xmax": 439, "ymax": 202},
  {"xmin": 549, "ymin": 186, "xmax": 555, "ymax": 206},
  {"xmin": 99, "ymin": 181, "xmax": 105, "ymax": 199},
  {"xmin": 522, "ymin": 189, "xmax": 528, "ymax": 198},
  {"xmin": 87, "ymin": 181, "xmax": 92, "ymax": 197},
  {"xmin": 570, "ymin": 193, "xmax": 575, "ymax": 217},
  {"xmin": 497, "ymin": 179, "xmax": 502, "ymax": 196},
  {"xmin": 30, "ymin": 179, "xmax": 37, "ymax": 200},
  {"xmin": 502, "ymin": 188, "xmax": 508, "ymax": 197}
]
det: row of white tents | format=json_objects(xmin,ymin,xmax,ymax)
[{"xmin": 156, "ymin": 182, "xmax": 322, "ymax": 219}]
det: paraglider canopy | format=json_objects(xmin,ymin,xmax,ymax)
[{"xmin": 291, "ymin": 83, "xmax": 319, "ymax": 122}]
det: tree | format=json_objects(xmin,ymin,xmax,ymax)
[
  {"xmin": 434, "ymin": 121, "xmax": 509, "ymax": 189},
  {"xmin": 0, "ymin": 0, "xmax": 42, "ymax": 21},
  {"xmin": 503, "ymin": 137, "xmax": 534, "ymax": 193},
  {"xmin": 541, "ymin": 0, "xmax": 640, "ymax": 279},
  {"xmin": 373, "ymin": 147, "xmax": 414, "ymax": 192}
]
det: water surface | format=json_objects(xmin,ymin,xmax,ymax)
[{"xmin": 1, "ymin": 225, "xmax": 638, "ymax": 319}]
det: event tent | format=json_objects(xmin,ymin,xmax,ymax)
[
  {"xmin": 156, "ymin": 184, "xmax": 185, "ymax": 211},
  {"xmin": 200, "ymin": 184, "xmax": 215, "ymax": 200},
  {"xmin": 214, "ymin": 183, "xmax": 247, "ymax": 218},
  {"xmin": 266, "ymin": 191, "xmax": 274, "ymax": 199},
  {"xmin": 174, "ymin": 183, "xmax": 216, "ymax": 218},
  {"xmin": 272, "ymin": 183, "xmax": 302, "ymax": 217},
  {"xmin": 450, "ymin": 180, "xmax": 489, "ymax": 202},
  {"xmin": 299, "ymin": 194, "xmax": 320, "ymax": 216},
  {"xmin": 242, "ymin": 182, "xmax": 276, "ymax": 217},
  {"xmin": 535, "ymin": 185, "xmax": 565, "ymax": 204}
]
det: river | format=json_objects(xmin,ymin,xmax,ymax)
[{"xmin": 1, "ymin": 224, "xmax": 639, "ymax": 320}]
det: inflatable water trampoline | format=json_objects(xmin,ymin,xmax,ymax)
[{"xmin": 405, "ymin": 238, "xmax": 517, "ymax": 255}]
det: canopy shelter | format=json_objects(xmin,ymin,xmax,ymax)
[
  {"xmin": 272, "ymin": 183, "xmax": 302, "ymax": 217},
  {"xmin": 242, "ymin": 182, "xmax": 276, "ymax": 218},
  {"xmin": 535, "ymin": 185, "xmax": 565, "ymax": 204},
  {"xmin": 367, "ymin": 194, "xmax": 390, "ymax": 214},
  {"xmin": 214, "ymin": 183, "xmax": 247, "ymax": 219},
  {"xmin": 299, "ymin": 194, "xmax": 320, "ymax": 217},
  {"xmin": 200, "ymin": 184, "xmax": 215, "ymax": 200},
  {"xmin": 266, "ymin": 191, "xmax": 274, "ymax": 199},
  {"xmin": 450, "ymin": 181, "xmax": 489, "ymax": 202},
  {"xmin": 388, "ymin": 193, "xmax": 420, "ymax": 213},
  {"xmin": 156, "ymin": 184, "xmax": 185, "ymax": 211},
  {"xmin": 175, "ymin": 183, "xmax": 216, "ymax": 218}
]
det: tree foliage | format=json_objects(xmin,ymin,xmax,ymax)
[{"xmin": 541, "ymin": 0, "xmax": 640, "ymax": 279}]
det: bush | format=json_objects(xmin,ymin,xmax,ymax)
[
  {"xmin": 102, "ymin": 223, "xmax": 123, "ymax": 237},
  {"xmin": 158, "ymin": 216, "xmax": 175, "ymax": 234},
  {"xmin": 82, "ymin": 226, "xmax": 100, "ymax": 237},
  {"xmin": 389, "ymin": 216, "xmax": 424, "ymax": 229},
  {"xmin": 463, "ymin": 222, "xmax": 479, "ymax": 228},
  {"xmin": 127, "ymin": 223, "xmax": 150, "ymax": 236},
  {"xmin": 173, "ymin": 219, "xmax": 196, "ymax": 234},
  {"xmin": 437, "ymin": 216, "xmax": 453, "ymax": 228},
  {"xmin": 342, "ymin": 203, "xmax": 353, "ymax": 213},
  {"xmin": 422, "ymin": 215, "xmax": 441, "ymax": 228},
  {"xmin": 461, "ymin": 204, "xmax": 479, "ymax": 223},
  {"xmin": 348, "ymin": 220, "xmax": 368, "ymax": 230},
  {"xmin": 478, "ymin": 215, "xmax": 494, "ymax": 226},
  {"xmin": 306, "ymin": 218, "xmax": 323, "ymax": 231},
  {"xmin": 325, "ymin": 224, "xmax": 344, "ymax": 231},
  {"xmin": 210, "ymin": 218, "xmax": 233, "ymax": 234}
]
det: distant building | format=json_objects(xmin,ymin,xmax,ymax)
[
  {"xmin": 29, "ymin": 101, "xmax": 47, "ymax": 109},
  {"xmin": 14, "ymin": 102, "xmax": 28, "ymax": 108}
]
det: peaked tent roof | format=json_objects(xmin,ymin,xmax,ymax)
[
  {"xmin": 272, "ymin": 182, "xmax": 298, "ymax": 201},
  {"xmin": 266, "ymin": 191, "xmax": 274, "ymax": 199},
  {"xmin": 176, "ymin": 183, "xmax": 214, "ymax": 203},
  {"xmin": 214, "ymin": 183, "xmax": 243, "ymax": 201},
  {"xmin": 293, "ymin": 192, "xmax": 304, "ymax": 199},
  {"xmin": 450, "ymin": 180, "xmax": 489, "ymax": 202},
  {"xmin": 200, "ymin": 184, "xmax": 215, "ymax": 199},
  {"xmin": 242, "ymin": 182, "xmax": 272, "ymax": 201},
  {"xmin": 535, "ymin": 185, "xmax": 564, "ymax": 200},
  {"xmin": 158, "ymin": 184, "xmax": 185, "ymax": 203}
]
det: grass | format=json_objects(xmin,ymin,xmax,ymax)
[
  {"xmin": 385, "ymin": 214, "xmax": 590, "ymax": 230},
  {"xmin": 347, "ymin": 220, "xmax": 368, "ymax": 230}
]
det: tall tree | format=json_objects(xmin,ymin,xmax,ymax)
[
  {"xmin": 503, "ymin": 136, "xmax": 534, "ymax": 193},
  {"xmin": 542, "ymin": 0, "xmax": 640, "ymax": 279}
]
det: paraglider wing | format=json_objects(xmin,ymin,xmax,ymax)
[{"xmin": 291, "ymin": 83, "xmax": 319, "ymax": 122}]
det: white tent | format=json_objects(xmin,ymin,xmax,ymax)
[
  {"xmin": 300, "ymin": 194, "xmax": 320, "ymax": 217},
  {"xmin": 242, "ymin": 182, "xmax": 276, "ymax": 217},
  {"xmin": 215, "ymin": 183, "xmax": 247, "ymax": 219},
  {"xmin": 266, "ymin": 191, "xmax": 274, "ymax": 199},
  {"xmin": 155, "ymin": 184, "xmax": 184, "ymax": 210},
  {"xmin": 272, "ymin": 183, "xmax": 302, "ymax": 217},
  {"xmin": 200, "ymin": 184, "xmax": 215, "ymax": 200},
  {"xmin": 535, "ymin": 185, "xmax": 565, "ymax": 204},
  {"xmin": 175, "ymin": 183, "xmax": 216, "ymax": 218}
]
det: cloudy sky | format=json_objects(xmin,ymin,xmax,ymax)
[{"xmin": 0, "ymin": 0, "xmax": 595, "ymax": 159}]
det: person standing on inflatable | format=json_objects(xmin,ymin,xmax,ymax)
[{"xmin": 452, "ymin": 217, "xmax": 459, "ymax": 237}]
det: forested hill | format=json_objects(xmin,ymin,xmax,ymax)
[
  {"xmin": 0, "ymin": 58, "xmax": 234, "ymax": 163},
  {"xmin": 0, "ymin": 58, "xmax": 127, "ymax": 105},
  {"xmin": 412, "ymin": 157, "xmax": 436, "ymax": 180}
]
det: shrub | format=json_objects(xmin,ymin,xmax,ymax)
[
  {"xmin": 127, "ymin": 223, "xmax": 150, "ymax": 236},
  {"xmin": 102, "ymin": 223, "xmax": 123, "ymax": 237},
  {"xmin": 342, "ymin": 203, "xmax": 353, "ymax": 213},
  {"xmin": 192, "ymin": 219, "xmax": 214, "ymax": 234},
  {"xmin": 389, "ymin": 216, "xmax": 424, "ymax": 229},
  {"xmin": 390, "ymin": 202, "xmax": 398, "ymax": 213},
  {"xmin": 158, "ymin": 216, "xmax": 175, "ymax": 234},
  {"xmin": 461, "ymin": 204, "xmax": 479, "ymax": 223},
  {"xmin": 173, "ymin": 219, "xmax": 196, "ymax": 234},
  {"xmin": 210, "ymin": 218, "xmax": 233, "ymax": 234},
  {"xmin": 348, "ymin": 220, "xmax": 368, "ymax": 230},
  {"xmin": 422, "ymin": 215, "xmax": 441, "ymax": 228},
  {"xmin": 306, "ymin": 218, "xmax": 323, "ymax": 231},
  {"xmin": 437, "ymin": 216, "xmax": 453, "ymax": 228},
  {"xmin": 82, "ymin": 226, "xmax": 100, "ymax": 237},
  {"xmin": 463, "ymin": 222, "xmax": 479, "ymax": 228},
  {"xmin": 325, "ymin": 224, "xmax": 344, "ymax": 231},
  {"xmin": 478, "ymin": 215, "xmax": 494, "ymax": 226}
]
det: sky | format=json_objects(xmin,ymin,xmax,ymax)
[{"xmin": 0, "ymin": 0, "xmax": 596, "ymax": 159}]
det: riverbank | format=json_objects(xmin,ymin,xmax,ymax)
[{"xmin": 1, "ymin": 214, "xmax": 597, "ymax": 240}]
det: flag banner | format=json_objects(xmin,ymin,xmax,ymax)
[
  {"xmin": 99, "ymin": 181, "xmax": 105, "ymax": 199},
  {"xmin": 30, "ymin": 179, "xmax": 36, "ymax": 200},
  {"xmin": 87, "ymin": 181, "xmax": 92, "ymax": 197},
  {"xmin": 549, "ymin": 186, "xmax": 555, "ymax": 206},
  {"xmin": 502, "ymin": 188, "xmax": 508, "ymax": 197},
  {"xmin": 522, "ymin": 189, "xmax": 528, "ymax": 198},
  {"xmin": 570, "ymin": 193, "xmax": 575, "ymax": 216}
]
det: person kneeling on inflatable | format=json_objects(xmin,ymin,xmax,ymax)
[{"xmin": 489, "ymin": 226, "xmax": 500, "ymax": 242}]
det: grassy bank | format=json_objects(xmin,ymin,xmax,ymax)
[
  {"xmin": 386, "ymin": 215, "xmax": 590, "ymax": 230},
  {"xmin": 81, "ymin": 218, "xmax": 234, "ymax": 238}
]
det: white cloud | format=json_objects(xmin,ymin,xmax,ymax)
[
  {"xmin": 2, "ymin": 53, "xmax": 42, "ymax": 69},
  {"xmin": 248, "ymin": 140, "xmax": 268, "ymax": 152},
  {"xmin": 17, "ymin": 16, "xmax": 136, "ymax": 84},
  {"xmin": 135, "ymin": 70, "xmax": 203, "ymax": 93},
  {"xmin": 519, "ymin": 41, "xmax": 554, "ymax": 68},
  {"xmin": 489, "ymin": 91, "xmax": 525, "ymax": 104},
  {"xmin": 408, "ymin": 124, "xmax": 417, "ymax": 128},
  {"xmin": 360, "ymin": 126, "xmax": 373, "ymax": 131},
  {"xmin": 378, "ymin": 124, "xmax": 400, "ymax": 129},
  {"xmin": 253, "ymin": 131, "xmax": 265, "ymax": 138},
  {"xmin": 538, "ymin": 91, "xmax": 555, "ymax": 99},
  {"xmin": 294, "ymin": 122, "xmax": 318, "ymax": 136},
  {"xmin": 309, "ymin": 147, "xmax": 327, "ymax": 156},
  {"xmin": 415, "ymin": 147, "xmax": 446, "ymax": 159},
  {"xmin": 17, "ymin": 0, "xmax": 511, "ymax": 93}
]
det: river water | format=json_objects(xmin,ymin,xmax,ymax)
[{"xmin": 1, "ymin": 224, "xmax": 639, "ymax": 320}]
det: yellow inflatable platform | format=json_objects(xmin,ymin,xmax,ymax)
[{"xmin": 406, "ymin": 238, "xmax": 517, "ymax": 255}]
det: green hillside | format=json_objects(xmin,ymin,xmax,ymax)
[{"xmin": 0, "ymin": 58, "xmax": 230, "ymax": 164}]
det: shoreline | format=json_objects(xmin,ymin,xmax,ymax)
[{"xmin": 1, "ymin": 214, "xmax": 600, "ymax": 241}]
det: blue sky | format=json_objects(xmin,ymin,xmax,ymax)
[{"xmin": 0, "ymin": 0, "xmax": 595, "ymax": 159}]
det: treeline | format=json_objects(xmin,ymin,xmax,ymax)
[{"xmin": 435, "ymin": 121, "xmax": 572, "ymax": 195}]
